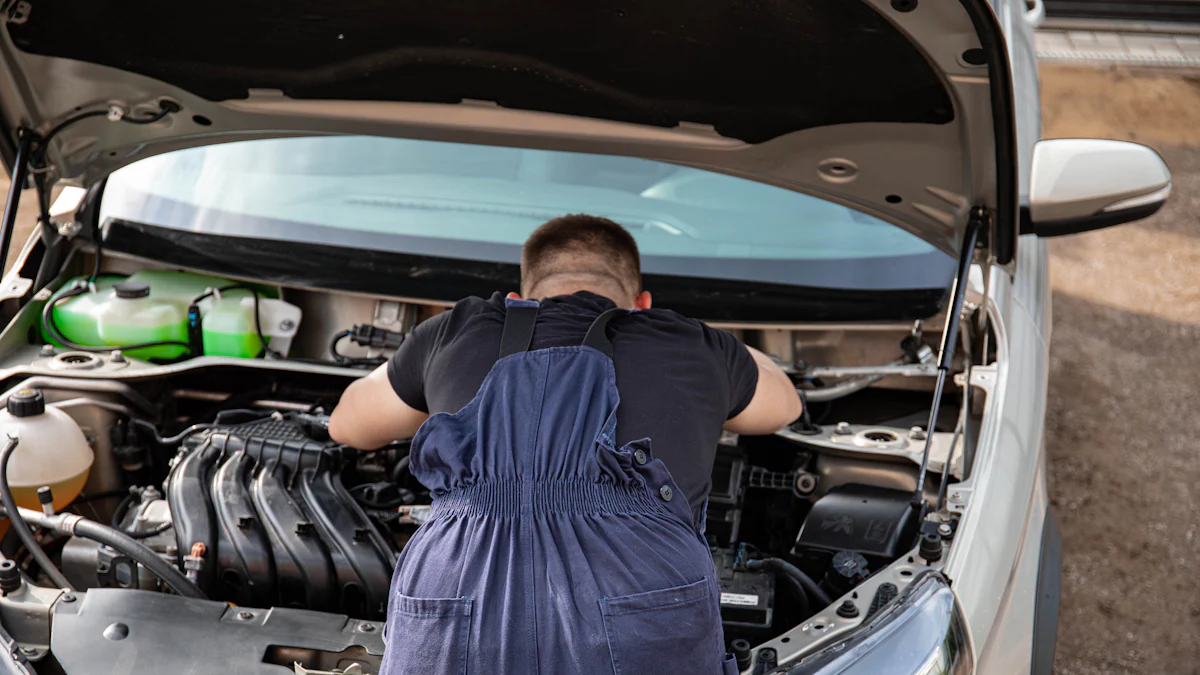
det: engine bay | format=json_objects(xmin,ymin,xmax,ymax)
[{"xmin": 0, "ymin": 256, "xmax": 985, "ymax": 674}]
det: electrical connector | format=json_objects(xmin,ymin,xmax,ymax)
[{"xmin": 348, "ymin": 324, "xmax": 405, "ymax": 350}]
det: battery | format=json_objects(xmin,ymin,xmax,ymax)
[{"xmin": 713, "ymin": 547, "xmax": 775, "ymax": 629}]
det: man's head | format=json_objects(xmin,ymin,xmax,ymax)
[{"xmin": 520, "ymin": 214, "xmax": 651, "ymax": 309}]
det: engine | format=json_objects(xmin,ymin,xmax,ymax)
[
  {"xmin": 62, "ymin": 413, "xmax": 401, "ymax": 620},
  {"xmin": 0, "ymin": 356, "xmax": 960, "ymax": 675}
]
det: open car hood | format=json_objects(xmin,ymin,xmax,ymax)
[{"xmin": 0, "ymin": 0, "xmax": 1016, "ymax": 261}]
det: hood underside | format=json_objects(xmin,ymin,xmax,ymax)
[{"xmin": 0, "ymin": 0, "xmax": 1012, "ymax": 257}]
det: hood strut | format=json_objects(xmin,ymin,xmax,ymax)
[
  {"xmin": 0, "ymin": 129, "xmax": 32, "ymax": 274},
  {"xmin": 0, "ymin": 101, "xmax": 183, "ymax": 274},
  {"xmin": 912, "ymin": 206, "xmax": 985, "ymax": 506}
]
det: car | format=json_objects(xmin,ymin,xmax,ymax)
[{"xmin": 0, "ymin": 1, "xmax": 1171, "ymax": 674}]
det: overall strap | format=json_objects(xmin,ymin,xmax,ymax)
[
  {"xmin": 499, "ymin": 301, "xmax": 540, "ymax": 358},
  {"xmin": 581, "ymin": 308, "xmax": 628, "ymax": 359}
]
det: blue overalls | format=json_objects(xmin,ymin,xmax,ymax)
[{"xmin": 381, "ymin": 299, "xmax": 736, "ymax": 675}]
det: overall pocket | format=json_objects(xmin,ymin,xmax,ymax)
[
  {"xmin": 382, "ymin": 594, "xmax": 472, "ymax": 675},
  {"xmin": 600, "ymin": 578, "xmax": 724, "ymax": 675}
]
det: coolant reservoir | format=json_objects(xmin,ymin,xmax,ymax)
[
  {"xmin": 47, "ymin": 270, "xmax": 286, "ymax": 361},
  {"xmin": 94, "ymin": 281, "xmax": 189, "ymax": 360},
  {"xmin": 49, "ymin": 270, "xmax": 233, "ymax": 361},
  {"xmin": 0, "ymin": 389, "xmax": 93, "ymax": 511}
]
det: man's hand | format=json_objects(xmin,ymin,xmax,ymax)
[
  {"xmin": 724, "ymin": 346, "xmax": 802, "ymax": 435},
  {"xmin": 329, "ymin": 364, "xmax": 430, "ymax": 450}
]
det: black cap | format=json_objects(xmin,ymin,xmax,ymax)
[
  {"xmin": 7, "ymin": 388, "xmax": 44, "ymax": 417},
  {"xmin": 0, "ymin": 560, "xmax": 19, "ymax": 595},
  {"xmin": 113, "ymin": 281, "xmax": 150, "ymax": 299},
  {"xmin": 826, "ymin": 550, "xmax": 869, "ymax": 593}
]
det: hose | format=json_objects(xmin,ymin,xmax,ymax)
[
  {"xmin": 802, "ymin": 375, "xmax": 887, "ymax": 403},
  {"xmin": 65, "ymin": 517, "xmax": 201, "ymax": 598},
  {"xmin": 773, "ymin": 571, "xmax": 811, "ymax": 617},
  {"xmin": 801, "ymin": 356, "xmax": 913, "ymax": 403},
  {"xmin": 11, "ymin": 507, "xmax": 204, "ymax": 599},
  {"xmin": 128, "ymin": 419, "xmax": 219, "ymax": 446},
  {"xmin": 391, "ymin": 455, "xmax": 411, "ymax": 484},
  {"xmin": 747, "ymin": 558, "xmax": 832, "ymax": 608},
  {"xmin": 0, "ymin": 437, "xmax": 74, "ymax": 590},
  {"xmin": 125, "ymin": 521, "xmax": 172, "ymax": 540},
  {"xmin": 110, "ymin": 493, "xmax": 135, "ymax": 529}
]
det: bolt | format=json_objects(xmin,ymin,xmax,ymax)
[
  {"xmin": 106, "ymin": 105, "xmax": 125, "ymax": 122},
  {"xmin": 938, "ymin": 523, "xmax": 953, "ymax": 538},
  {"xmin": 60, "ymin": 594, "xmax": 76, "ymax": 603},
  {"xmin": 359, "ymin": 623, "xmax": 376, "ymax": 633},
  {"xmin": 908, "ymin": 426, "xmax": 927, "ymax": 440},
  {"xmin": 949, "ymin": 492, "xmax": 963, "ymax": 503},
  {"xmin": 18, "ymin": 647, "xmax": 36, "ymax": 656},
  {"xmin": 237, "ymin": 611, "xmax": 255, "ymax": 621},
  {"xmin": 110, "ymin": 350, "xmax": 126, "ymax": 363},
  {"xmin": 38, "ymin": 344, "xmax": 55, "ymax": 357},
  {"xmin": 836, "ymin": 599, "xmax": 860, "ymax": 618},
  {"xmin": 279, "ymin": 319, "xmax": 295, "ymax": 331},
  {"xmin": 834, "ymin": 422, "xmax": 852, "ymax": 435}
]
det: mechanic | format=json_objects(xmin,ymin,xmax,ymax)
[{"xmin": 329, "ymin": 214, "xmax": 801, "ymax": 675}]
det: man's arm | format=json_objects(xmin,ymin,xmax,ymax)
[
  {"xmin": 329, "ymin": 364, "xmax": 430, "ymax": 449},
  {"xmin": 724, "ymin": 345, "xmax": 802, "ymax": 435}
]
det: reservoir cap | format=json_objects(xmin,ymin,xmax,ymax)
[
  {"xmin": 113, "ymin": 281, "xmax": 150, "ymax": 299},
  {"xmin": 7, "ymin": 388, "xmax": 44, "ymax": 417}
]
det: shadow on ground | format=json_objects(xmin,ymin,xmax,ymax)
[{"xmin": 1048, "ymin": 290, "xmax": 1200, "ymax": 674}]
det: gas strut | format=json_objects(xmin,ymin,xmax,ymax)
[
  {"xmin": 0, "ymin": 131, "xmax": 32, "ymax": 275},
  {"xmin": 912, "ymin": 209, "xmax": 984, "ymax": 507}
]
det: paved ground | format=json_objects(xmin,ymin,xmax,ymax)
[
  {"xmin": 1042, "ymin": 63, "xmax": 1200, "ymax": 673},
  {"xmin": 0, "ymin": 62, "xmax": 1195, "ymax": 673}
]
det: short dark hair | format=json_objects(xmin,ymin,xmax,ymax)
[{"xmin": 521, "ymin": 215, "xmax": 641, "ymax": 299}]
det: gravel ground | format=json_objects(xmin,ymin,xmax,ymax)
[{"xmin": 0, "ymin": 62, "xmax": 1194, "ymax": 674}]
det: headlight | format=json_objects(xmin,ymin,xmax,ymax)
[{"xmin": 789, "ymin": 573, "xmax": 973, "ymax": 675}]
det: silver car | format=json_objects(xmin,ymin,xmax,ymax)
[{"xmin": 0, "ymin": 0, "xmax": 1171, "ymax": 673}]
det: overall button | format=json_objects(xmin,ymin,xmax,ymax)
[
  {"xmin": 659, "ymin": 485, "xmax": 673, "ymax": 501},
  {"xmin": 633, "ymin": 449, "xmax": 648, "ymax": 465}
]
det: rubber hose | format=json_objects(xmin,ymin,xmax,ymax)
[
  {"xmin": 0, "ymin": 437, "xmax": 74, "ymax": 590},
  {"xmin": 35, "ymin": 513, "xmax": 204, "ymax": 599},
  {"xmin": 391, "ymin": 455, "xmax": 411, "ymax": 484},
  {"xmin": 126, "ymin": 521, "xmax": 172, "ymax": 539},
  {"xmin": 774, "ymin": 571, "xmax": 811, "ymax": 618},
  {"xmin": 110, "ymin": 493, "xmax": 135, "ymax": 529},
  {"xmin": 749, "ymin": 558, "xmax": 832, "ymax": 608}
]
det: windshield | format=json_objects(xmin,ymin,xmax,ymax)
[{"xmin": 100, "ymin": 136, "xmax": 954, "ymax": 293}]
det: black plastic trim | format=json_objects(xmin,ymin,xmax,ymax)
[
  {"xmin": 94, "ymin": 219, "xmax": 950, "ymax": 323},
  {"xmin": 1032, "ymin": 507, "xmax": 1063, "ymax": 675},
  {"xmin": 958, "ymin": 0, "xmax": 1020, "ymax": 266},
  {"xmin": 1019, "ymin": 200, "xmax": 1165, "ymax": 237},
  {"xmin": 1045, "ymin": 0, "xmax": 1200, "ymax": 21}
]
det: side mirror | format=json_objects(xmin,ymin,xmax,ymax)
[{"xmin": 1021, "ymin": 139, "xmax": 1171, "ymax": 237}]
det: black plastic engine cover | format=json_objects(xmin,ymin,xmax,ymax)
[
  {"xmin": 167, "ymin": 417, "xmax": 396, "ymax": 619},
  {"xmin": 792, "ymin": 483, "xmax": 920, "ymax": 565}
]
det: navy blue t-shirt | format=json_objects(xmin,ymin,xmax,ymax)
[{"xmin": 388, "ymin": 291, "xmax": 759, "ymax": 521}]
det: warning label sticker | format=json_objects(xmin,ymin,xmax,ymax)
[{"xmin": 720, "ymin": 592, "xmax": 760, "ymax": 607}]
